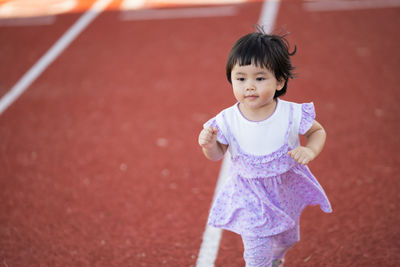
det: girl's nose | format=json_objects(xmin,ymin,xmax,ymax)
[{"xmin": 246, "ymin": 83, "xmax": 256, "ymax": 91}]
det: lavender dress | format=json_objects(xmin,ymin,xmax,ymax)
[{"xmin": 204, "ymin": 100, "xmax": 332, "ymax": 238}]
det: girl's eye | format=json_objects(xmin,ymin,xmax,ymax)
[
  {"xmin": 256, "ymin": 77, "xmax": 266, "ymax": 81},
  {"xmin": 237, "ymin": 78, "xmax": 245, "ymax": 81}
]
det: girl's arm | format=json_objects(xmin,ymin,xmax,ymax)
[
  {"xmin": 288, "ymin": 120, "xmax": 326, "ymax": 165},
  {"xmin": 198, "ymin": 126, "xmax": 228, "ymax": 161}
]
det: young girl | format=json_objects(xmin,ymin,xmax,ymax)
[{"xmin": 198, "ymin": 29, "xmax": 332, "ymax": 267}]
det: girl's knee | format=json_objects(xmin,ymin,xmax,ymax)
[
  {"xmin": 242, "ymin": 230, "xmax": 299, "ymax": 267},
  {"xmin": 242, "ymin": 236, "xmax": 274, "ymax": 267},
  {"xmin": 277, "ymin": 228, "xmax": 300, "ymax": 247},
  {"xmin": 243, "ymin": 253, "xmax": 272, "ymax": 267}
]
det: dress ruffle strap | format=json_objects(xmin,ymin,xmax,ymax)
[
  {"xmin": 225, "ymin": 104, "xmax": 297, "ymax": 179},
  {"xmin": 203, "ymin": 118, "xmax": 228, "ymax": 145},
  {"xmin": 299, "ymin": 102, "xmax": 316, "ymax": 135}
]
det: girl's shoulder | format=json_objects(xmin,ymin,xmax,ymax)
[
  {"xmin": 203, "ymin": 104, "xmax": 237, "ymax": 146},
  {"xmin": 278, "ymin": 99, "xmax": 302, "ymax": 109},
  {"xmin": 278, "ymin": 99, "xmax": 314, "ymax": 116},
  {"xmin": 203, "ymin": 103, "xmax": 236, "ymax": 129},
  {"xmin": 279, "ymin": 99, "xmax": 316, "ymax": 135},
  {"xmin": 212, "ymin": 103, "xmax": 238, "ymax": 122}
]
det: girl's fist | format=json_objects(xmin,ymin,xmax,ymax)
[
  {"xmin": 288, "ymin": 146, "xmax": 316, "ymax": 165},
  {"xmin": 199, "ymin": 126, "xmax": 219, "ymax": 149}
]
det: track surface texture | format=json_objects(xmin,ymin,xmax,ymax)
[{"xmin": 1, "ymin": 1, "xmax": 399, "ymax": 266}]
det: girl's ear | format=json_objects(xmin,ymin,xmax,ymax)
[{"xmin": 277, "ymin": 79, "xmax": 285, "ymax": 91}]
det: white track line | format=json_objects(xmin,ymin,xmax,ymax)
[
  {"xmin": 195, "ymin": 153, "xmax": 231, "ymax": 267},
  {"xmin": 120, "ymin": 6, "xmax": 238, "ymax": 21},
  {"xmin": 195, "ymin": 1, "xmax": 280, "ymax": 266},
  {"xmin": 258, "ymin": 0, "xmax": 280, "ymax": 34},
  {"xmin": 0, "ymin": 0, "xmax": 113, "ymax": 116},
  {"xmin": 304, "ymin": 0, "xmax": 400, "ymax": 12},
  {"xmin": 0, "ymin": 15, "xmax": 55, "ymax": 27}
]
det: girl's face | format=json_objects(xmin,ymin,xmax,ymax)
[{"xmin": 231, "ymin": 64, "xmax": 284, "ymax": 113}]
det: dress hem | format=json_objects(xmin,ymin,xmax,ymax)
[{"xmin": 208, "ymin": 202, "xmax": 331, "ymax": 237}]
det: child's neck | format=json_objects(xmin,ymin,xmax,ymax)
[{"xmin": 238, "ymin": 99, "xmax": 277, "ymax": 122}]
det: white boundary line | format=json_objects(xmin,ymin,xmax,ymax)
[
  {"xmin": 195, "ymin": 153, "xmax": 231, "ymax": 267},
  {"xmin": 258, "ymin": 0, "xmax": 280, "ymax": 34},
  {"xmin": 304, "ymin": 0, "xmax": 400, "ymax": 12},
  {"xmin": 120, "ymin": 6, "xmax": 238, "ymax": 21},
  {"xmin": 195, "ymin": 1, "xmax": 280, "ymax": 266},
  {"xmin": 0, "ymin": 0, "xmax": 113, "ymax": 116},
  {"xmin": 0, "ymin": 15, "xmax": 56, "ymax": 27}
]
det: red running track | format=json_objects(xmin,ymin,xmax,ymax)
[{"xmin": 0, "ymin": 1, "xmax": 399, "ymax": 266}]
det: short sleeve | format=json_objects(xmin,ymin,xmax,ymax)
[
  {"xmin": 299, "ymin": 102, "xmax": 316, "ymax": 135},
  {"xmin": 203, "ymin": 117, "xmax": 229, "ymax": 145}
]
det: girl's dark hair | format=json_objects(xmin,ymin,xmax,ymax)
[{"xmin": 226, "ymin": 26, "xmax": 296, "ymax": 98}]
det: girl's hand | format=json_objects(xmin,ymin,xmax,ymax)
[
  {"xmin": 288, "ymin": 146, "xmax": 316, "ymax": 165},
  {"xmin": 199, "ymin": 126, "xmax": 219, "ymax": 149}
]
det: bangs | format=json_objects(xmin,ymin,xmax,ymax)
[
  {"xmin": 231, "ymin": 37, "xmax": 276, "ymax": 71},
  {"xmin": 226, "ymin": 32, "xmax": 295, "ymax": 83}
]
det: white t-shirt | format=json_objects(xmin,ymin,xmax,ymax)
[{"xmin": 204, "ymin": 98, "xmax": 315, "ymax": 156}]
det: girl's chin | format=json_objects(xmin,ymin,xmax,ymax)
[{"xmin": 243, "ymin": 101, "xmax": 275, "ymax": 110}]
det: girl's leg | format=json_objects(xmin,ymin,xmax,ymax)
[
  {"xmin": 271, "ymin": 222, "xmax": 300, "ymax": 260},
  {"xmin": 241, "ymin": 223, "xmax": 300, "ymax": 267},
  {"xmin": 241, "ymin": 235, "xmax": 275, "ymax": 267}
]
